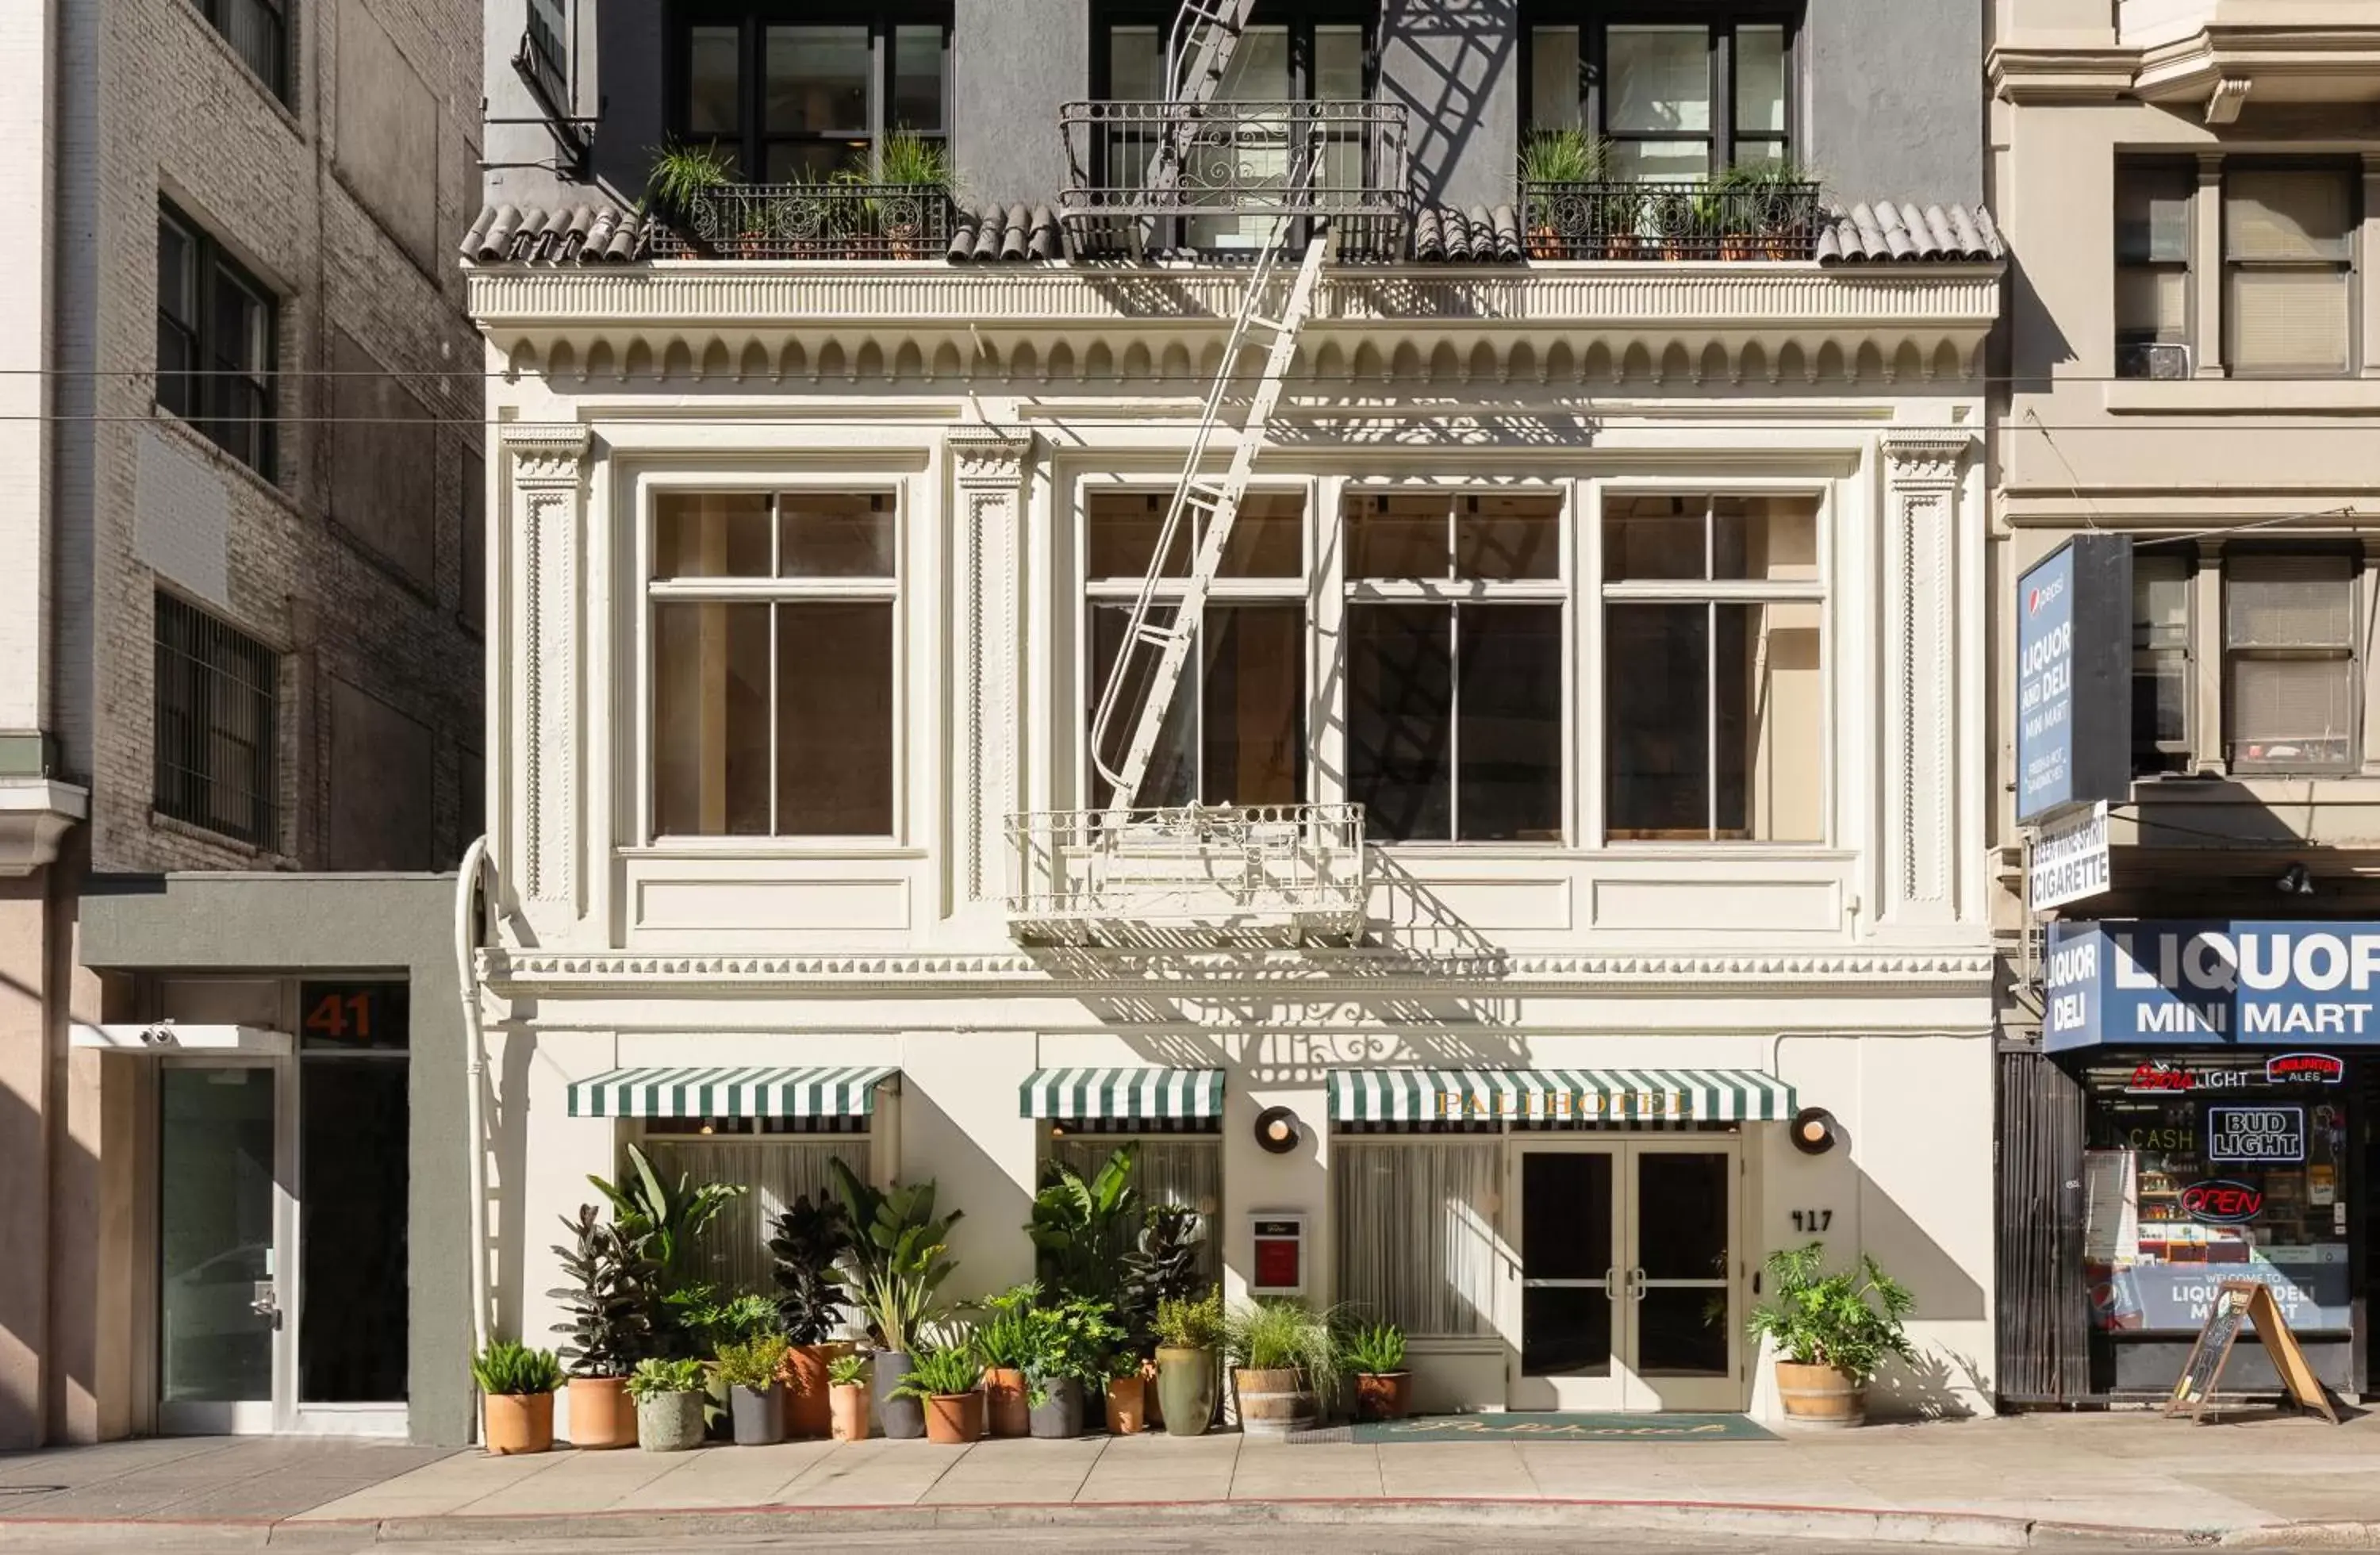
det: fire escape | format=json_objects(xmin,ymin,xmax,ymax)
[{"xmin": 1008, "ymin": 1, "xmax": 1408, "ymax": 946}]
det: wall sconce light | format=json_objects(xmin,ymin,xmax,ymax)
[
  {"xmin": 1253, "ymin": 1105, "xmax": 1303, "ymax": 1155},
  {"xmin": 1791, "ymin": 1106, "xmax": 1839, "ymax": 1156}
]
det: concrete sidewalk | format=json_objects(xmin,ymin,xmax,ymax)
[{"xmin": 4, "ymin": 1412, "xmax": 2379, "ymax": 1549}]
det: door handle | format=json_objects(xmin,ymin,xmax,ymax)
[
  {"xmin": 1603, "ymin": 1266, "xmax": 1619, "ymax": 1300},
  {"xmin": 251, "ymin": 1281, "xmax": 283, "ymax": 1330},
  {"xmin": 1627, "ymin": 1267, "xmax": 1648, "ymax": 1302}
]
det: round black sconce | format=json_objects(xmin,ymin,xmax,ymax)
[
  {"xmin": 1791, "ymin": 1106, "xmax": 1840, "ymax": 1156},
  {"xmin": 1253, "ymin": 1105, "xmax": 1303, "ymax": 1155}
]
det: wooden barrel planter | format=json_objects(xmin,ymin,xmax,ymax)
[
  {"xmin": 1775, "ymin": 1361, "xmax": 1865, "ymax": 1428},
  {"xmin": 1232, "ymin": 1367, "xmax": 1313, "ymax": 1439}
]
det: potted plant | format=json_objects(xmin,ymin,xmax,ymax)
[
  {"xmin": 626, "ymin": 1357, "xmax": 708, "ymax": 1452},
  {"xmin": 974, "ymin": 1281, "xmax": 1041, "ymax": 1438},
  {"xmin": 769, "ymin": 1191, "xmax": 855, "ymax": 1438},
  {"xmin": 1224, "ymin": 1297, "xmax": 1342, "ymax": 1439},
  {"xmin": 472, "ymin": 1339, "xmax": 563, "ymax": 1455},
  {"xmin": 1027, "ymin": 1143, "xmax": 1142, "ymax": 1303},
  {"xmin": 1152, "ymin": 1288, "xmax": 1222, "ymax": 1438},
  {"xmin": 1649, "ymin": 184, "xmax": 1699, "ymax": 260},
  {"xmin": 828, "ymin": 1161, "xmax": 962, "ymax": 1442},
  {"xmin": 1344, "ymin": 1322, "xmax": 1411, "ymax": 1422},
  {"xmin": 1746, "ymin": 1242, "xmax": 1916, "ymax": 1428},
  {"xmin": 643, "ymin": 137, "xmax": 736, "ymax": 251},
  {"xmin": 716, "ymin": 1333, "xmax": 790, "ymax": 1446},
  {"xmin": 1741, "ymin": 159, "xmax": 1816, "ymax": 259},
  {"xmin": 589, "ymin": 1142, "xmax": 746, "ymax": 1277},
  {"xmin": 1103, "ymin": 1350, "xmax": 1149, "ymax": 1436},
  {"xmin": 844, "ymin": 129, "xmax": 955, "ymax": 258},
  {"xmin": 827, "ymin": 1351, "xmax": 873, "ymax": 1442},
  {"xmin": 1026, "ymin": 1296, "xmax": 1126, "ymax": 1439},
  {"xmin": 549, "ymin": 1204, "xmax": 657, "ymax": 1449},
  {"xmin": 1517, "ymin": 128, "xmax": 1606, "ymax": 259},
  {"xmin": 893, "ymin": 1344, "xmax": 986, "ymax": 1445},
  {"xmin": 1123, "ymin": 1204, "xmax": 1207, "ymax": 1430}
]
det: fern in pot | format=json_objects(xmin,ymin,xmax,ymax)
[
  {"xmin": 643, "ymin": 138, "xmax": 737, "ymax": 251},
  {"xmin": 1746, "ymin": 1242, "xmax": 1915, "ymax": 1428},
  {"xmin": 1344, "ymin": 1322, "xmax": 1411, "ymax": 1423}
]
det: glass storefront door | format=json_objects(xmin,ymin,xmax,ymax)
[
  {"xmin": 158, "ymin": 1060, "xmax": 290, "ymax": 1434},
  {"xmin": 1507, "ymin": 1137, "xmax": 1744, "ymax": 1411}
]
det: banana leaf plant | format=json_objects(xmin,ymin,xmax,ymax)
[
  {"xmin": 1027, "ymin": 1142, "xmax": 1141, "ymax": 1308},
  {"xmin": 827, "ymin": 1157, "xmax": 962, "ymax": 1355},
  {"xmin": 588, "ymin": 1141, "xmax": 744, "ymax": 1273}
]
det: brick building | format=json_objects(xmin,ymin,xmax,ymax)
[{"xmin": 0, "ymin": 0, "xmax": 484, "ymax": 1447}]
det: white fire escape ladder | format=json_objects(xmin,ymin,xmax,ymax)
[
  {"xmin": 1151, "ymin": 0, "xmax": 1259, "ymax": 179},
  {"xmin": 1086, "ymin": 200, "xmax": 1333, "ymax": 821}
]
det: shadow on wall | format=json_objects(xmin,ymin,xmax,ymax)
[
  {"xmin": 900, "ymin": 1077, "xmax": 1036, "ymax": 1292},
  {"xmin": 1379, "ymin": 0, "xmax": 1515, "ymax": 209},
  {"xmin": 491, "ymin": 1024, "xmax": 536, "ymax": 1348}
]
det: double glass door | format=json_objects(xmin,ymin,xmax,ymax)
[{"xmin": 1507, "ymin": 1138, "xmax": 1742, "ymax": 1411}]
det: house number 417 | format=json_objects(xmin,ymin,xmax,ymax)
[{"xmin": 1791, "ymin": 1209, "xmax": 1833, "ymax": 1233}]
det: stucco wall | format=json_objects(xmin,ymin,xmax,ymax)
[{"xmin": 1807, "ymin": 0, "xmax": 1983, "ymax": 205}]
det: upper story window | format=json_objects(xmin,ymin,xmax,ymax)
[
  {"xmin": 648, "ymin": 492, "xmax": 899, "ymax": 839},
  {"xmin": 679, "ymin": 5, "xmax": 950, "ymax": 181},
  {"xmin": 190, "ymin": 0, "xmax": 289, "ymax": 101},
  {"xmin": 157, "ymin": 203, "xmax": 278, "ymax": 481},
  {"xmin": 1602, "ymin": 495, "xmax": 1823, "ymax": 842},
  {"xmin": 1524, "ymin": 3, "xmax": 1798, "ymax": 177},
  {"xmin": 2114, "ymin": 160, "xmax": 2193, "ymax": 381},
  {"xmin": 155, "ymin": 592, "xmax": 280, "ymax": 849},
  {"xmin": 2131, "ymin": 551, "xmax": 2192, "ymax": 775},
  {"xmin": 1099, "ymin": 2, "xmax": 1371, "ymax": 102}
]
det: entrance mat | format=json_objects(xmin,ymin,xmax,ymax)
[{"xmin": 1349, "ymin": 1411, "xmax": 1777, "ymax": 1443}]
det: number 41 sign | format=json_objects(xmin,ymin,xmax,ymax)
[{"xmin": 299, "ymin": 981, "xmax": 411, "ymax": 1050}]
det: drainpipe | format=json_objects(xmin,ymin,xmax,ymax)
[{"xmin": 455, "ymin": 834, "xmax": 493, "ymax": 1358}]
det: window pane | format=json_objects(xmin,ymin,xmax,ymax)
[
  {"xmin": 1203, "ymin": 604, "xmax": 1304, "ymax": 807},
  {"xmin": 2117, "ymin": 163, "xmax": 2192, "ymax": 264},
  {"xmin": 892, "ymin": 25, "xmax": 946, "ymax": 132},
  {"xmin": 779, "ymin": 492, "xmax": 895, "ymax": 578},
  {"xmin": 2226, "ymin": 168, "xmax": 2353, "ymax": 261},
  {"xmin": 2225, "ymin": 269, "xmax": 2349, "ymax": 374},
  {"xmin": 1608, "ymin": 26, "xmax": 1709, "ymax": 135},
  {"xmin": 1609, "ymin": 140, "xmax": 1709, "ymax": 182},
  {"xmin": 688, "ymin": 25, "xmax": 740, "ymax": 138},
  {"xmin": 1316, "ymin": 25, "xmax": 1364, "ymax": 100},
  {"xmin": 655, "ymin": 492, "xmax": 772, "ymax": 578},
  {"xmin": 653, "ymin": 601, "xmax": 771, "ymax": 835},
  {"xmin": 1089, "ymin": 604, "xmax": 1194, "ymax": 809},
  {"xmin": 1606, "ymin": 603, "xmax": 1708, "ymax": 838},
  {"xmin": 2116, "ymin": 266, "xmax": 2188, "ymax": 343},
  {"xmin": 764, "ymin": 141, "xmax": 858, "ymax": 182},
  {"xmin": 1530, "ymin": 27, "xmax": 1581, "ymax": 131},
  {"xmin": 2133, "ymin": 555, "xmax": 2191, "ymax": 765},
  {"xmin": 1109, "ymin": 25, "xmax": 1161, "ymax": 98},
  {"xmin": 1349, "ymin": 494, "xmax": 1448, "ymax": 578},
  {"xmin": 778, "ymin": 601, "xmax": 894, "ymax": 834},
  {"xmin": 1718, "ymin": 601, "xmax": 1824, "ymax": 842},
  {"xmin": 1734, "ymin": 25, "xmax": 1787, "ymax": 136},
  {"xmin": 1349, "ymin": 604, "xmax": 1452, "ymax": 841},
  {"xmin": 1457, "ymin": 493, "xmax": 1560, "ymax": 581},
  {"xmin": 1714, "ymin": 496, "xmax": 1819, "ymax": 581},
  {"xmin": 1334, "ymin": 1141, "xmax": 1499, "ymax": 1338},
  {"xmin": 1458, "ymin": 605, "xmax": 1563, "ymax": 841},
  {"xmin": 1217, "ymin": 25, "xmax": 1290, "ymax": 99},
  {"xmin": 1087, "ymin": 492, "xmax": 1189, "ymax": 579},
  {"xmin": 158, "ymin": 219, "xmax": 196, "ymax": 326},
  {"xmin": 2227, "ymin": 555, "xmax": 2354, "ymax": 648},
  {"xmin": 213, "ymin": 271, "xmax": 267, "ymax": 375},
  {"xmin": 1219, "ymin": 492, "xmax": 1304, "ymax": 578},
  {"xmin": 1603, "ymin": 496, "xmax": 1706, "ymax": 581},
  {"xmin": 767, "ymin": 25, "xmax": 871, "ymax": 136},
  {"xmin": 2230, "ymin": 657, "xmax": 2354, "ymax": 769}
]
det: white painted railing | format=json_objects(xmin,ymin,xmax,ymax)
[{"xmin": 1006, "ymin": 803, "xmax": 1366, "ymax": 945}]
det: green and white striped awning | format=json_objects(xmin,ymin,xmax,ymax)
[
  {"xmin": 1020, "ymin": 1067, "xmax": 1225, "ymax": 1121},
  {"xmin": 1328, "ymin": 1068, "xmax": 1796, "ymax": 1124},
  {"xmin": 568, "ymin": 1065, "xmax": 899, "ymax": 1119}
]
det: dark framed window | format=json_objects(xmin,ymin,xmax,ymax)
[
  {"xmin": 154, "ymin": 593, "xmax": 280, "ymax": 848},
  {"xmin": 2223, "ymin": 162, "xmax": 2357, "ymax": 378},
  {"xmin": 2115, "ymin": 159, "xmax": 2194, "ymax": 380},
  {"xmin": 2130, "ymin": 550, "xmax": 2192, "ymax": 775},
  {"xmin": 157, "ymin": 204, "xmax": 278, "ymax": 480},
  {"xmin": 190, "ymin": 0, "xmax": 289, "ymax": 101},
  {"xmin": 2224, "ymin": 551, "xmax": 2358, "ymax": 773},
  {"xmin": 674, "ymin": 4, "xmax": 951, "ymax": 182},
  {"xmin": 1522, "ymin": 2, "xmax": 1799, "ymax": 177},
  {"xmin": 1092, "ymin": 1, "xmax": 1374, "ymax": 102}
]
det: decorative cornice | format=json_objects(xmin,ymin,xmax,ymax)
[
  {"xmin": 1882, "ymin": 429, "xmax": 1972, "ymax": 487},
  {"xmin": 480, "ymin": 945, "xmax": 1996, "ymax": 996},
  {"xmin": 946, "ymin": 427, "xmax": 1033, "ymax": 486},
  {"xmin": 1987, "ymin": 45, "xmax": 2140, "ymax": 103},
  {"xmin": 499, "ymin": 420, "xmax": 593, "ymax": 485}
]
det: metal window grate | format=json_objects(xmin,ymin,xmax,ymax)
[{"xmin": 154, "ymin": 593, "xmax": 279, "ymax": 847}]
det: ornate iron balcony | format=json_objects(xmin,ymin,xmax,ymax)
[
  {"xmin": 1059, "ymin": 99, "xmax": 1409, "ymax": 259},
  {"xmin": 1519, "ymin": 179, "xmax": 1821, "ymax": 262},
  {"xmin": 1007, "ymin": 803, "xmax": 1368, "ymax": 946},
  {"xmin": 648, "ymin": 184, "xmax": 957, "ymax": 261}
]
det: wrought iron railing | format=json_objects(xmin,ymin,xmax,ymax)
[
  {"xmin": 1060, "ymin": 99, "xmax": 1408, "ymax": 259},
  {"xmin": 1007, "ymin": 803, "xmax": 1367, "ymax": 944},
  {"xmin": 1518, "ymin": 179, "xmax": 1821, "ymax": 261},
  {"xmin": 649, "ymin": 184, "xmax": 958, "ymax": 260}
]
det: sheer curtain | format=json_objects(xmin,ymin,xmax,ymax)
[
  {"xmin": 644, "ymin": 1138, "xmax": 869, "ymax": 1300},
  {"xmin": 1334, "ymin": 1139, "xmax": 1500, "ymax": 1338}
]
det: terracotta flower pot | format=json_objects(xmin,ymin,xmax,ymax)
[
  {"xmin": 984, "ymin": 1366, "xmax": 1031, "ymax": 1438},
  {"xmin": 830, "ymin": 1381, "xmax": 871, "ymax": 1442},
  {"xmin": 483, "ymin": 1390, "xmax": 554, "ymax": 1455},
  {"xmin": 1104, "ymin": 1373, "xmax": 1146, "ymax": 1435},
  {"xmin": 1154, "ymin": 1346, "xmax": 1216, "ymax": 1438},
  {"xmin": 1776, "ymin": 1360, "xmax": 1867, "ymax": 1428},
  {"xmin": 1355, "ymin": 1371, "xmax": 1411, "ymax": 1423},
  {"xmin": 563, "ymin": 1376, "xmax": 636, "ymax": 1449},
  {"xmin": 924, "ymin": 1390, "xmax": 985, "ymax": 1445},
  {"xmin": 781, "ymin": 1342, "xmax": 850, "ymax": 1439}
]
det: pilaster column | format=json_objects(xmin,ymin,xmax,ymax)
[
  {"xmin": 1881, "ymin": 432, "xmax": 1971, "ymax": 926},
  {"xmin": 2193, "ymin": 154, "xmax": 2225, "ymax": 378},
  {"xmin": 501, "ymin": 424, "xmax": 592, "ymax": 931},
  {"xmin": 2361, "ymin": 155, "xmax": 2380, "ymax": 377},
  {"xmin": 948, "ymin": 428, "xmax": 1032, "ymax": 908}
]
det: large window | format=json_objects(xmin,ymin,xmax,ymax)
[
  {"xmin": 678, "ymin": 6, "xmax": 950, "ymax": 182},
  {"xmin": 154, "ymin": 592, "xmax": 279, "ymax": 848},
  {"xmin": 2115, "ymin": 160, "xmax": 2194, "ymax": 380},
  {"xmin": 1345, "ymin": 493, "xmax": 1565, "ymax": 843},
  {"xmin": 1602, "ymin": 494, "xmax": 1822, "ymax": 842},
  {"xmin": 157, "ymin": 204, "xmax": 278, "ymax": 480},
  {"xmin": 189, "ymin": 0, "xmax": 287, "ymax": 100},
  {"xmin": 1084, "ymin": 490, "xmax": 1307, "ymax": 811},
  {"xmin": 649, "ymin": 491, "xmax": 898, "ymax": 839},
  {"xmin": 1335, "ymin": 1138, "xmax": 1500, "ymax": 1338},
  {"xmin": 1525, "ymin": 5, "xmax": 1797, "ymax": 177},
  {"xmin": 2132, "ymin": 551, "xmax": 2192, "ymax": 775},
  {"xmin": 2224, "ymin": 165, "xmax": 2356, "ymax": 378},
  {"xmin": 2225, "ymin": 552, "xmax": 2357, "ymax": 773}
]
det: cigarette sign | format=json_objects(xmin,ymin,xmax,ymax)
[{"xmin": 2207, "ymin": 1105, "xmax": 2305, "ymax": 1163}]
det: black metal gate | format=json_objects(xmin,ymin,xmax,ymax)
[{"xmin": 1995, "ymin": 1046, "xmax": 2090, "ymax": 1404}]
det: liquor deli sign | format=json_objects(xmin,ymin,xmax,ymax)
[
  {"xmin": 2016, "ymin": 536, "xmax": 2132, "ymax": 825},
  {"xmin": 2046, "ymin": 920, "xmax": 2380, "ymax": 1051}
]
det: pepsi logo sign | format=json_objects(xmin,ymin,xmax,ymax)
[{"xmin": 2181, "ymin": 1180, "xmax": 2264, "ymax": 1224}]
